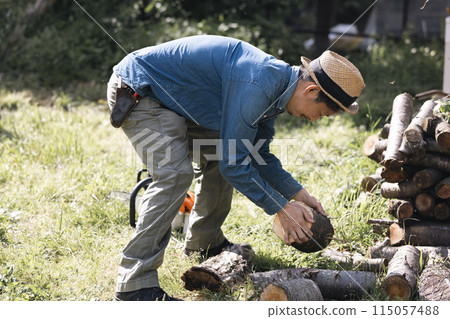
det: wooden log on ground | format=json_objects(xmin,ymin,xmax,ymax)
[
  {"xmin": 380, "ymin": 180, "xmax": 420, "ymax": 199},
  {"xmin": 413, "ymin": 168, "xmax": 446, "ymax": 189},
  {"xmin": 360, "ymin": 168, "xmax": 383, "ymax": 192},
  {"xmin": 388, "ymin": 199, "xmax": 414, "ymax": 221},
  {"xmin": 368, "ymin": 237, "xmax": 390, "ymax": 258},
  {"xmin": 181, "ymin": 244, "xmax": 254, "ymax": 291},
  {"xmin": 389, "ymin": 220, "xmax": 450, "ymax": 246},
  {"xmin": 370, "ymin": 245, "xmax": 450, "ymax": 262},
  {"xmin": 249, "ymin": 268, "xmax": 377, "ymax": 300},
  {"xmin": 273, "ymin": 203, "xmax": 334, "ymax": 253},
  {"xmin": 321, "ymin": 249, "xmax": 388, "ymax": 272},
  {"xmin": 382, "ymin": 245, "xmax": 420, "ymax": 300},
  {"xmin": 260, "ymin": 278, "xmax": 323, "ymax": 301},
  {"xmin": 408, "ymin": 153, "xmax": 450, "ymax": 173},
  {"xmin": 399, "ymin": 100, "xmax": 436, "ymax": 154},
  {"xmin": 415, "ymin": 191, "xmax": 436, "ymax": 218},
  {"xmin": 435, "ymin": 176, "xmax": 450, "ymax": 199},
  {"xmin": 418, "ymin": 250, "xmax": 450, "ymax": 301},
  {"xmin": 422, "ymin": 115, "xmax": 450, "ymax": 149},
  {"xmin": 434, "ymin": 200, "xmax": 450, "ymax": 220},
  {"xmin": 382, "ymin": 93, "xmax": 413, "ymax": 170},
  {"xmin": 362, "ymin": 135, "xmax": 387, "ymax": 163},
  {"xmin": 381, "ymin": 123, "xmax": 390, "ymax": 139}
]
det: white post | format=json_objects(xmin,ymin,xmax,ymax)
[{"xmin": 443, "ymin": 16, "xmax": 450, "ymax": 93}]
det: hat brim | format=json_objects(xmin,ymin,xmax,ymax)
[{"xmin": 301, "ymin": 56, "xmax": 359, "ymax": 114}]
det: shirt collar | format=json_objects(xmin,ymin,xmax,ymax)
[{"xmin": 276, "ymin": 65, "xmax": 299, "ymax": 109}]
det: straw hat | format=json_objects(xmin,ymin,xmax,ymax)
[{"xmin": 301, "ymin": 50, "xmax": 365, "ymax": 114}]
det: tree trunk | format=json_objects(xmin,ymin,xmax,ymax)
[
  {"xmin": 273, "ymin": 203, "xmax": 334, "ymax": 253},
  {"xmin": 249, "ymin": 268, "xmax": 377, "ymax": 300},
  {"xmin": 399, "ymin": 100, "xmax": 436, "ymax": 154},
  {"xmin": 380, "ymin": 180, "xmax": 420, "ymax": 199},
  {"xmin": 260, "ymin": 278, "xmax": 323, "ymax": 301},
  {"xmin": 434, "ymin": 200, "xmax": 450, "ymax": 220},
  {"xmin": 382, "ymin": 93, "xmax": 413, "ymax": 170},
  {"xmin": 382, "ymin": 245, "xmax": 421, "ymax": 300},
  {"xmin": 407, "ymin": 153, "xmax": 450, "ymax": 173},
  {"xmin": 181, "ymin": 244, "xmax": 254, "ymax": 291},
  {"xmin": 418, "ymin": 251, "xmax": 450, "ymax": 301},
  {"xmin": 435, "ymin": 176, "xmax": 450, "ymax": 199},
  {"xmin": 413, "ymin": 168, "xmax": 446, "ymax": 189},
  {"xmin": 389, "ymin": 221, "xmax": 450, "ymax": 246},
  {"xmin": 388, "ymin": 199, "xmax": 414, "ymax": 220},
  {"xmin": 415, "ymin": 191, "xmax": 436, "ymax": 218},
  {"xmin": 363, "ymin": 135, "xmax": 387, "ymax": 163},
  {"xmin": 422, "ymin": 115, "xmax": 450, "ymax": 149}
]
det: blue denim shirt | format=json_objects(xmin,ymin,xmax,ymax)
[{"xmin": 114, "ymin": 35, "xmax": 303, "ymax": 215}]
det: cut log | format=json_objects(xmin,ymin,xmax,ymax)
[
  {"xmin": 321, "ymin": 249, "xmax": 388, "ymax": 272},
  {"xmin": 407, "ymin": 153, "xmax": 450, "ymax": 173},
  {"xmin": 380, "ymin": 180, "xmax": 420, "ymax": 199},
  {"xmin": 389, "ymin": 220, "xmax": 450, "ymax": 246},
  {"xmin": 388, "ymin": 199, "xmax": 414, "ymax": 220},
  {"xmin": 435, "ymin": 176, "xmax": 450, "ymax": 199},
  {"xmin": 250, "ymin": 268, "xmax": 377, "ymax": 300},
  {"xmin": 415, "ymin": 191, "xmax": 436, "ymax": 218},
  {"xmin": 413, "ymin": 168, "xmax": 446, "ymax": 189},
  {"xmin": 381, "ymin": 123, "xmax": 390, "ymax": 139},
  {"xmin": 360, "ymin": 170, "xmax": 382, "ymax": 193},
  {"xmin": 273, "ymin": 203, "xmax": 334, "ymax": 253},
  {"xmin": 363, "ymin": 135, "xmax": 387, "ymax": 163},
  {"xmin": 422, "ymin": 115, "xmax": 450, "ymax": 149},
  {"xmin": 382, "ymin": 245, "xmax": 420, "ymax": 300},
  {"xmin": 434, "ymin": 200, "xmax": 450, "ymax": 220},
  {"xmin": 424, "ymin": 137, "xmax": 450, "ymax": 156},
  {"xmin": 368, "ymin": 237, "xmax": 390, "ymax": 258},
  {"xmin": 399, "ymin": 100, "xmax": 436, "ymax": 154},
  {"xmin": 418, "ymin": 250, "xmax": 450, "ymax": 301},
  {"xmin": 260, "ymin": 278, "xmax": 323, "ymax": 301},
  {"xmin": 181, "ymin": 244, "xmax": 254, "ymax": 291},
  {"xmin": 370, "ymin": 245, "xmax": 450, "ymax": 262},
  {"xmin": 381, "ymin": 166, "xmax": 417, "ymax": 183},
  {"xmin": 382, "ymin": 93, "xmax": 413, "ymax": 170}
]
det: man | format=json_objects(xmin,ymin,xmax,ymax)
[{"xmin": 107, "ymin": 35, "xmax": 365, "ymax": 301}]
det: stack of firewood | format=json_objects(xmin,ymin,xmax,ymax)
[{"xmin": 361, "ymin": 93, "xmax": 450, "ymax": 300}]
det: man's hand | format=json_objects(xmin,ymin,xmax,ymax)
[
  {"xmin": 292, "ymin": 188, "xmax": 327, "ymax": 217},
  {"xmin": 276, "ymin": 201, "xmax": 315, "ymax": 245}
]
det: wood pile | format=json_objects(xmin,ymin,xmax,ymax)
[{"xmin": 361, "ymin": 93, "xmax": 450, "ymax": 300}]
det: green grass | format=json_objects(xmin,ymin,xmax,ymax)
[{"xmin": 0, "ymin": 89, "xmax": 391, "ymax": 301}]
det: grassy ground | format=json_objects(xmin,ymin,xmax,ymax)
[{"xmin": 0, "ymin": 89, "xmax": 391, "ymax": 301}]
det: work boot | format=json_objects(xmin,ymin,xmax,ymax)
[
  {"xmin": 115, "ymin": 287, "xmax": 182, "ymax": 301},
  {"xmin": 183, "ymin": 238, "xmax": 233, "ymax": 259}
]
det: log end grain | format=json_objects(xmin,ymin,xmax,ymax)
[
  {"xmin": 181, "ymin": 266, "xmax": 222, "ymax": 291},
  {"xmin": 383, "ymin": 275, "xmax": 412, "ymax": 300},
  {"xmin": 260, "ymin": 278, "xmax": 323, "ymax": 301}
]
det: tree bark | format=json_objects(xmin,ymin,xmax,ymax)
[
  {"xmin": 370, "ymin": 245, "xmax": 450, "ymax": 261},
  {"xmin": 415, "ymin": 191, "xmax": 436, "ymax": 218},
  {"xmin": 424, "ymin": 137, "xmax": 450, "ymax": 156},
  {"xmin": 381, "ymin": 123, "xmax": 390, "ymax": 139},
  {"xmin": 181, "ymin": 244, "xmax": 255, "ymax": 291},
  {"xmin": 435, "ymin": 176, "xmax": 450, "ymax": 199},
  {"xmin": 380, "ymin": 180, "xmax": 420, "ymax": 199},
  {"xmin": 389, "ymin": 220, "xmax": 450, "ymax": 246},
  {"xmin": 260, "ymin": 278, "xmax": 323, "ymax": 301},
  {"xmin": 407, "ymin": 153, "xmax": 450, "ymax": 173},
  {"xmin": 382, "ymin": 93, "xmax": 413, "ymax": 170},
  {"xmin": 418, "ymin": 251, "xmax": 450, "ymax": 301},
  {"xmin": 388, "ymin": 199, "xmax": 414, "ymax": 220},
  {"xmin": 382, "ymin": 245, "xmax": 421, "ymax": 300},
  {"xmin": 413, "ymin": 168, "xmax": 446, "ymax": 189},
  {"xmin": 273, "ymin": 204, "xmax": 334, "ymax": 253},
  {"xmin": 362, "ymin": 135, "xmax": 387, "ymax": 163},
  {"xmin": 361, "ymin": 171, "xmax": 382, "ymax": 192},
  {"xmin": 249, "ymin": 268, "xmax": 377, "ymax": 300},
  {"xmin": 381, "ymin": 166, "xmax": 417, "ymax": 183},
  {"xmin": 399, "ymin": 100, "xmax": 436, "ymax": 154}
]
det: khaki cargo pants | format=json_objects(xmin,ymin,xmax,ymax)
[{"xmin": 107, "ymin": 73, "xmax": 233, "ymax": 292}]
